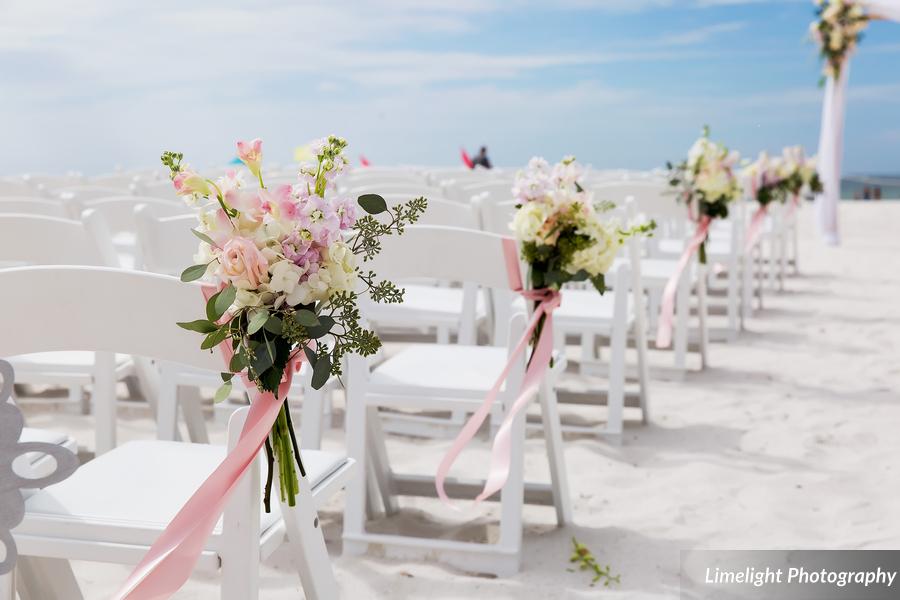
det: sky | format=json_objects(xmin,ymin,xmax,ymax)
[{"xmin": 1, "ymin": 0, "xmax": 899, "ymax": 176}]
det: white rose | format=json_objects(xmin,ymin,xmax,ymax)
[
  {"xmin": 511, "ymin": 201, "xmax": 551, "ymax": 244},
  {"xmin": 322, "ymin": 242, "xmax": 357, "ymax": 294},
  {"xmin": 234, "ymin": 289, "xmax": 263, "ymax": 309}
]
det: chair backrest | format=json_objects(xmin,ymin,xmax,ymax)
[
  {"xmin": 52, "ymin": 185, "xmax": 130, "ymax": 201},
  {"xmin": 477, "ymin": 197, "xmax": 517, "ymax": 236},
  {"xmin": 346, "ymin": 183, "xmax": 440, "ymax": 199},
  {"xmin": 0, "ymin": 197, "xmax": 68, "ymax": 218},
  {"xmin": 134, "ymin": 179, "xmax": 178, "ymax": 199},
  {"xmin": 0, "ymin": 180, "xmax": 42, "ymax": 198},
  {"xmin": 445, "ymin": 179, "xmax": 514, "ymax": 204},
  {"xmin": 0, "ymin": 267, "xmax": 223, "ymax": 371},
  {"xmin": 0, "ymin": 214, "xmax": 112, "ymax": 266},
  {"xmin": 380, "ymin": 194, "xmax": 481, "ymax": 230},
  {"xmin": 134, "ymin": 206, "xmax": 197, "ymax": 275},
  {"xmin": 82, "ymin": 196, "xmax": 188, "ymax": 235}
]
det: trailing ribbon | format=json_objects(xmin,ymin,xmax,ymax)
[
  {"xmin": 655, "ymin": 216, "xmax": 712, "ymax": 349},
  {"xmin": 435, "ymin": 238, "xmax": 560, "ymax": 504},
  {"xmin": 787, "ymin": 193, "xmax": 800, "ymax": 219},
  {"xmin": 114, "ymin": 288, "xmax": 305, "ymax": 600},
  {"xmin": 743, "ymin": 205, "xmax": 768, "ymax": 253}
]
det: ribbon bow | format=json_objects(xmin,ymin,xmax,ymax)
[{"xmin": 435, "ymin": 238, "xmax": 560, "ymax": 504}]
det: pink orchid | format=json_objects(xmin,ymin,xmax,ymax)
[{"xmin": 236, "ymin": 138, "xmax": 263, "ymax": 176}]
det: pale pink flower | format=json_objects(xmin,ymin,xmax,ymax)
[
  {"xmin": 173, "ymin": 169, "xmax": 211, "ymax": 197},
  {"xmin": 236, "ymin": 138, "xmax": 263, "ymax": 176},
  {"xmin": 218, "ymin": 237, "xmax": 269, "ymax": 289}
]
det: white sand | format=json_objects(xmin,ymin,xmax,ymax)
[{"xmin": 18, "ymin": 202, "xmax": 900, "ymax": 598}]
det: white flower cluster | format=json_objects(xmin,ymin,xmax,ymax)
[{"xmin": 684, "ymin": 135, "xmax": 742, "ymax": 204}]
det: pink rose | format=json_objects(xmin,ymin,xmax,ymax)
[{"xmin": 218, "ymin": 237, "xmax": 269, "ymax": 289}]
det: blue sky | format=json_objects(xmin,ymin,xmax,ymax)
[{"xmin": 1, "ymin": 0, "xmax": 898, "ymax": 175}]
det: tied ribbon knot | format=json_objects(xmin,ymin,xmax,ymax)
[
  {"xmin": 656, "ymin": 216, "xmax": 712, "ymax": 349},
  {"xmin": 435, "ymin": 238, "xmax": 560, "ymax": 505},
  {"xmin": 114, "ymin": 287, "xmax": 307, "ymax": 600}
]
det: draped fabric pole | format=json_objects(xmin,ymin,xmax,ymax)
[{"xmin": 814, "ymin": 65, "xmax": 849, "ymax": 246}]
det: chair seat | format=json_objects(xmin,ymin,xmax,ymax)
[
  {"xmin": 19, "ymin": 440, "xmax": 348, "ymax": 551},
  {"xmin": 370, "ymin": 344, "xmax": 508, "ymax": 397},
  {"xmin": 657, "ymin": 237, "xmax": 732, "ymax": 257},
  {"xmin": 365, "ymin": 284, "xmax": 487, "ymax": 328},
  {"xmin": 10, "ymin": 351, "xmax": 132, "ymax": 374},
  {"xmin": 554, "ymin": 289, "xmax": 634, "ymax": 333}
]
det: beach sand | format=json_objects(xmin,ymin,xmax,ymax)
[{"xmin": 19, "ymin": 201, "xmax": 900, "ymax": 599}]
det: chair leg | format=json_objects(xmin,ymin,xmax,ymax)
[
  {"xmin": 726, "ymin": 260, "xmax": 739, "ymax": 335},
  {"xmin": 366, "ymin": 408, "xmax": 399, "ymax": 516},
  {"xmin": 673, "ymin": 275, "xmax": 688, "ymax": 371},
  {"xmin": 792, "ymin": 221, "xmax": 799, "ymax": 275},
  {"xmin": 634, "ymin": 322, "xmax": 651, "ymax": 424},
  {"xmin": 179, "ymin": 386, "xmax": 210, "ymax": 444},
  {"xmin": 778, "ymin": 231, "xmax": 787, "ymax": 291},
  {"xmin": 696, "ymin": 264, "xmax": 710, "ymax": 369},
  {"xmin": 221, "ymin": 451, "xmax": 260, "ymax": 600},
  {"xmin": 15, "ymin": 557, "xmax": 83, "ymax": 600},
  {"xmin": 342, "ymin": 359, "xmax": 369, "ymax": 557},
  {"xmin": 0, "ymin": 571, "xmax": 13, "ymax": 600},
  {"xmin": 607, "ymin": 320, "xmax": 626, "ymax": 436},
  {"xmin": 538, "ymin": 377, "xmax": 572, "ymax": 526},
  {"xmin": 496, "ymin": 406, "xmax": 525, "ymax": 576},
  {"xmin": 281, "ymin": 476, "xmax": 339, "ymax": 600},
  {"xmin": 93, "ymin": 350, "xmax": 117, "ymax": 454},
  {"xmin": 741, "ymin": 250, "xmax": 753, "ymax": 327}
]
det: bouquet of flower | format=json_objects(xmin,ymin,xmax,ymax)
[
  {"xmin": 810, "ymin": 0, "xmax": 868, "ymax": 82},
  {"xmin": 666, "ymin": 127, "xmax": 741, "ymax": 262},
  {"xmin": 163, "ymin": 136, "xmax": 426, "ymax": 510},
  {"xmin": 742, "ymin": 147, "xmax": 823, "ymax": 207},
  {"xmin": 511, "ymin": 156, "xmax": 651, "ymax": 294}
]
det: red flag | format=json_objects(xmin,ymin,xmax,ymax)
[{"xmin": 460, "ymin": 148, "xmax": 474, "ymax": 169}]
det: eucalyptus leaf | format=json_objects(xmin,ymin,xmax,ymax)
[
  {"xmin": 191, "ymin": 228, "xmax": 217, "ymax": 247},
  {"xmin": 176, "ymin": 319, "xmax": 217, "ymax": 334},
  {"xmin": 181, "ymin": 264, "xmax": 208, "ymax": 282},
  {"xmin": 251, "ymin": 339, "xmax": 276, "ymax": 375},
  {"xmin": 358, "ymin": 193, "xmax": 388, "ymax": 215},
  {"xmin": 263, "ymin": 315, "xmax": 283, "ymax": 335},
  {"xmin": 220, "ymin": 372, "xmax": 234, "ymax": 382},
  {"xmin": 295, "ymin": 309, "xmax": 319, "ymax": 327},
  {"xmin": 311, "ymin": 353, "xmax": 331, "ymax": 390},
  {"xmin": 213, "ymin": 381, "xmax": 233, "ymax": 403},
  {"xmin": 229, "ymin": 350, "xmax": 248, "ymax": 373},
  {"xmin": 305, "ymin": 315, "xmax": 335, "ymax": 339},
  {"xmin": 247, "ymin": 308, "xmax": 269, "ymax": 335},
  {"xmin": 214, "ymin": 285, "xmax": 236, "ymax": 318},
  {"xmin": 201, "ymin": 325, "xmax": 229, "ymax": 350},
  {"xmin": 303, "ymin": 345, "xmax": 317, "ymax": 368}
]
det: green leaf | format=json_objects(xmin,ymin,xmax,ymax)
[
  {"xmin": 590, "ymin": 274, "xmax": 606, "ymax": 295},
  {"xmin": 295, "ymin": 309, "xmax": 319, "ymax": 327},
  {"xmin": 251, "ymin": 339, "xmax": 276, "ymax": 375},
  {"xmin": 206, "ymin": 291, "xmax": 221, "ymax": 322},
  {"xmin": 305, "ymin": 315, "xmax": 335, "ymax": 339},
  {"xmin": 263, "ymin": 315, "xmax": 283, "ymax": 335},
  {"xmin": 303, "ymin": 345, "xmax": 317, "ymax": 368},
  {"xmin": 201, "ymin": 324, "xmax": 229, "ymax": 350},
  {"xmin": 229, "ymin": 350, "xmax": 248, "ymax": 373},
  {"xmin": 311, "ymin": 353, "xmax": 331, "ymax": 390},
  {"xmin": 247, "ymin": 308, "xmax": 269, "ymax": 335},
  {"xmin": 358, "ymin": 193, "xmax": 388, "ymax": 215},
  {"xmin": 214, "ymin": 285, "xmax": 236, "ymax": 319},
  {"xmin": 180, "ymin": 263, "xmax": 208, "ymax": 282},
  {"xmin": 176, "ymin": 319, "xmax": 217, "ymax": 334},
  {"xmin": 220, "ymin": 372, "xmax": 234, "ymax": 382},
  {"xmin": 191, "ymin": 228, "xmax": 217, "ymax": 247},
  {"xmin": 213, "ymin": 381, "xmax": 232, "ymax": 403}
]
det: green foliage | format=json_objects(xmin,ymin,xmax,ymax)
[
  {"xmin": 181, "ymin": 263, "xmax": 209, "ymax": 282},
  {"xmin": 161, "ymin": 151, "xmax": 184, "ymax": 177},
  {"xmin": 358, "ymin": 193, "xmax": 388, "ymax": 215},
  {"xmin": 569, "ymin": 537, "xmax": 621, "ymax": 587}
]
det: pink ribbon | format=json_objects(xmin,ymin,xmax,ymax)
[
  {"xmin": 114, "ymin": 288, "xmax": 305, "ymax": 600},
  {"xmin": 655, "ymin": 216, "xmax": 712, "ymax": 349},
  {"xmin": 743, "ymin": 205, "xmax": 768, "ymax": 253},
  {"xmin": 435, "ymin": 238, "xmax": 560, "ymax": 504},
  {"xmin": 787, "ymin": 193, "xmax": 800, "ymax": 219}
]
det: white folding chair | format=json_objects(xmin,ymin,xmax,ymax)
[
  {"xmin": 0, "ymin": 214, "xmax": 134, "ymax": 453},
  {"xmin": 0, "ymin": 179, "xmax": 43, "ymax": 198},
  {"xmin": 443, "ymin": 179, "xmax": 514, "ymax": 204},
  {"xmin": 593, "ymin": 181, "xmax": 714, "ymax": 369},
  {"xmin": 0, "ymin": 198, "xmax": 67, "ymax": 218},
  {"xmin": 133, "ymin": 206, "xmax": 335, "ymax": 450},
  {"xmin": 343, "ymin": 226, "xmax": 572, "ymax": 577},
  {"xmin": 0, "ymin": 266, "xmax": 353, "ymax": 600}
]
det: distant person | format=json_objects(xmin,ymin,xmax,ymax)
[
  {"xmin": 874, "ymin": 186, "xmax": 882, "ymax": 200},
  {"xmin": 471, "ymin": 146, "xmax": 492, "ymax": 170},
  {"xmin": 863, "ymin": 186, "xmax": 871, "ymax": 200}
]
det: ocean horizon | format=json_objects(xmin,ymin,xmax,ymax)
[{"xmin": 842, "ymin": 175, "xmax": 900, "ymax": 200}]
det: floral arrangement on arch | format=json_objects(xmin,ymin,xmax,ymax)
[
  {"xmin": 163, "ymin": 136, "xmax": 426, "ymax": 510},
  {"xmin": 511, "ymin": 156, "xmax": 652, "ymax": 294},
  {"xmin": 666, "ymin": 127, "xmax": 742, "ymax": 262},
  {"xmin": 810, "ymin": 0, "xmax": 869, "ymax": 82},
  {"xmin": 742, "ymin": 146, "xmax": 823, "ymax": 207}
]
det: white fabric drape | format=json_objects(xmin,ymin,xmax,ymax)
[
  {"xmin": 814, "ymin": 0, "xmax": 900, "ymax": 245},
  {"xmin": 815, "ymin": 66, "xmax": 848, "ymax": 246}
]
